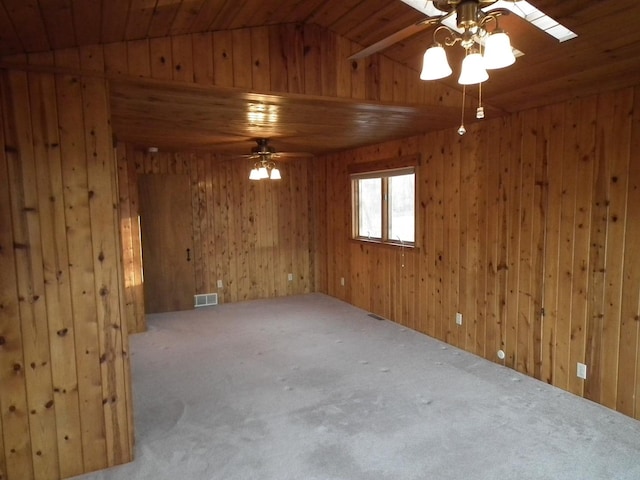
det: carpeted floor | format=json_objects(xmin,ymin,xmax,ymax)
[{"xmin": 74, "ymin": 294, "xmax": 640, "ymax": 480}]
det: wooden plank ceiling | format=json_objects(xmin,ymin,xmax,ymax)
[
  {"xmin": 109, "ymin": 79, "xmax": 468, "ymax": 155},
  {"xmin": 1, "ymin": 0, "xmax": 639, "ymax": 155}
]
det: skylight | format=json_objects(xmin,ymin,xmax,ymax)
[
  {"xmin": 401, "ymin": 0, "xmax": 578, "ymax": 43},
  {"xmin": 488, "ymin": 0, "xmax": 577, "ymax": 42}
]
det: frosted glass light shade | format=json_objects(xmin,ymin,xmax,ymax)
[
  {"xmin": 420, "ymin": 45, "xmax": 452, "ymax": 80},
  {"xmin": 249, "ymin": 168, "xmax": 260, "ymax": 180},
  {"xmin": 270, "ymin": 168, "xmax": 281, "ymax": 180},
  {"xmin": 258, "ymin": 166, "xmax": 269, "ymax": 179},
  {"xmin": 458, "ymin": 52, "xmax": 489, "ymax": 85},
  {"xmin": 483, "ymin": 31, "xmax": 515, "ymax": 69}
]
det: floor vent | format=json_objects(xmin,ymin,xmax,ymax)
[
  {"xmin": 368, "ymin": 313, "xmax": 386, "ymax": 321},
  {"xmin": 194, "ymin": 293, "xmax": 218, "ymax": 307}
]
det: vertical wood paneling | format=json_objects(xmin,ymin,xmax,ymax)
[
  {"xmin": 192, "ymin": 32, "xmax": 214, "ymax": 85},
  {"xmin": 28, "ymin": 70, "xmax": 84, "ymax": 479},
  {"xmin": 0, "ymin": 67, "xmax": 132, "ymax": 480},
  {"xmin": 585, "ymin": 98, "xmax": 609, "ymax": 403},
  {"xmin": 212, "ymin": 30, "xmax": 233, "ymax": 88},
  {"xmin": 622, "ymin": 86, "xmax": 640, "ymax": 419},
  {"xmin": 0, "ymin": 386, "xmax": 4, "ymax": 479},
  {"xmin": 149, "ymin": 37, "xmax": 173, "ymax": 80},
  {"xmin": 103, "ymin": 43, "xmax": 128, "ymax": 77},
  {"xmin": 4, "ymin": 69, "xmax": 60, "ymax": 480},
  {"xmin": 444, "ymin": 134, "xmax": 460, "ymax": 346},
  {"xmin": 126, "ymin": 40, "xmax": 152, "ymax": 78},
  {"xmin": 56, "ymin": 69, "xmax": 107, "ymax": 474},
  {"xmin": 463, "ymin": 124, "xmax": 481, "ymax": 353},
  {"xmin": 2, "ymin": 24, "xmax": 462, "ymax": 112},
  {"xmin": 505, "ymin": 112, "xmax": 522, "ymax": 369},
  {"xmin": 117, "ymin": 144, "xmax": 142, "ymax": 335},
  {"xmin": 231, "ymin": 29, "xmax": 252, "ymax": 89},
  {"xmin": 302, "ymin": 25, "xmax": 322, "ymax": 96},
  {"xmin": 566, "ymin": 99, "xmax": 596, "ymax": 396},
  {"xmin": 318, "ymin": 85, "xmax": 640, "ymax": 422},
  {"xmin": 0, "ymin": 71, "xmax": 34, "ymax": 480},
  {"xmin": 541, "ymin": 103, "xmax": 565, "ymax": 385},
  {"xmin": 320, "ymin": 29, "xmax": 338, "ymax": 98},
  {"xmin": 497, "ymin": 118, "xmax": 510, "ymax": 364},
  {"xmin": 82, "ymin": 73, "xmax": 131, "ymax": 466},
  {"xmin": 250, "ymin": 27, "xmax": 271, "ymax": 92},
  {"xmin": 204, "ymin": 156, "xmax": 216, "ymax": 299},
  {"xmin": 171, "ymin": 34, "xmax": 194, "ymax": 83},
  {"xmin": 2, "ymin": 22, "xmax": 639, "ymax": 480},
  {"xmin": 119, "ymin": 150, "xmax": 314, "ymax": 315},
  {"xmin": 531, "ymin": 110, "xmax": 548, "ymax": 380},
  {"xmin": 433, "ymin": 130, "xmax": 445, "ymax": 341},
  {"xmin": 598, "ymin": 89, "xmax": 633, "ymax": 409}
]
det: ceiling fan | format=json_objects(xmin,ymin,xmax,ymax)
[
  {"xmin": 350, "ymin": 0, "xmax": 576, "ymax": 61},
  {"xmin": 241, "ymin": 138, "xmax": 312, "ymax": 181},
  {"xmin": 348, "ymin": 0, "xmax": 567, "ymax": 135},
  {"xmin": 350, "ymin": 0, "xmax": 521, "ymax": 61}
]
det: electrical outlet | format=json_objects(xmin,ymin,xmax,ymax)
[
  {"xmin": 288, "ymin": 273, "xmax": 293, "ymax": 281},
  {"xmin": 340, "ymin": 277, "xmax": 345, "ymax": 286},
  {"xmin": 455, "ymin": 312, "xmax": 463, "ymax": 326},
  {"xmin": 217, "ymin": 279, "xmax": 223, "ymax": 289},
  {"xmin": 577, "ymin": 362, "xmax": 587, "ymax": 380}
]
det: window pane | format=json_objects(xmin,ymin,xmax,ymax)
[
  {"xmin": 388, "ymin": 173, "xmax": 415, "ymax": 243},
  {"xmin": 358, "ymin": 178, "xmax": 382, "ymax": 238}
]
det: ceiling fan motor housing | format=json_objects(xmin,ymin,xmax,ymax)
[
  {"xmin": 433, "ymin": 0, "xmax": 499, "ymax": 11},
  {"xmin": 457, "ymin": 1, "xmax": 480, "ymax": 29},
  {"xmin": 252, "ymin": 138, "xmax": 276, "ymax": 155}
]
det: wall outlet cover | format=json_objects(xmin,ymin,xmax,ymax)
[{"xmin": 577, "ymin": 362, "xmax": 587, "ymax": 380}]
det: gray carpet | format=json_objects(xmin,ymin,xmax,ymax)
[{"xmin": 74, "ymin": 294, "xmax": 640, "ymax": 480}]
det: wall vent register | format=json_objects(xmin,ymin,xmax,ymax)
[{"xmin": 194, "ymin": 293, "xmax": 218, "ymax": 307}]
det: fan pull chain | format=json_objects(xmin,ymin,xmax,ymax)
[{"xmin": 458, "ymin": 84, "xmax": 467, "ymax": 136}]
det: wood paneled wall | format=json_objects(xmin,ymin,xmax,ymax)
[
  {"xmin": 2, "ymin": 23, "xmax": 462, "ymax": 109},
  {"xmin": 0, "ymin": 24, "xmax": 462, "ymax": 480},
  {"xmin": 118, "ymin": 145, "xmax": 315, "ymax": 333},
  {"xmin": 316, "ymin": 86, "xmax": 640, "ymax": 420},
  {"xmin": 0, "ymin": 18, "xmax": 637, "ymax": 480},
  {"xmin": 0, "ymin": 69, "xmax": 133, "ymax": 480}
]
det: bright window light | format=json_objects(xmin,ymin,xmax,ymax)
[
  {"xmin": 488, "ymin": 0, "xmax": 578, "ymax": 42},
  {"xmin": 399, "ymin": 0, "xmax": 445, "ymax": 18}
]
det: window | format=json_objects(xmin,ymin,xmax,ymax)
[{"xmin": 352, "ymin": 167, "xmax": 415, "ymax": 245}]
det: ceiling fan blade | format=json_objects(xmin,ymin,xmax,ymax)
[
  {"xmin": 348, "ymin": 16, "xmax": 443, "ymax": 60},
  {"xmin": 228, "ymin": 138, "xmax": 315, "ymax": 159},
  {"xmin": 275, "ymin": 152, "xmax": 315, "ymax": 158}
]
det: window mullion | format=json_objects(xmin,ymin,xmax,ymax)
[
  {"xmin": 382, "ymin": 177, "xmax": 389, "ymax": 242},
  {"xmin": 352, "ymin": 180, "xmax": 359, "ymax": 238}
]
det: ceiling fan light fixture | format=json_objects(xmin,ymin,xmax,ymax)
[
  {"xmin": 270, "ymin": 168, "xmax": 281, "ymax": 180},
  {"xmin": 246, "ymin": 139, "xmax": 286, "ymax": 181},
  {"xmin": 249, "ymin": 168, "xmax": 261, "ymax": 180},
  {"xmin": 483, "ymin": 30, "xmax": 516, "ymax": 69},
  {"xmin": 420, "ymin": 44, "xmax": 453, "ymax": 80},
  {"xmin": 458, "ymin": 50, "xmax": 488, "ymax": 85}
]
